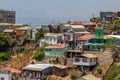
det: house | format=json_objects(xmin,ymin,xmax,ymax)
[
  {"xmin": 63, "ymin": 24, "xmax": 86, "ymax": 32},
  {"xmin": 39, "ymin": 39, "xmax": 46, "ymax": 47},
  {"xmin": 44, "ymin": 33, "xmax": 62, "ymax": 45},
  {"xmin": 44, "ymin": 44, "xmax": 66, "ymax": 56},
  {"xmin": 3, "ymin": 29, "xmax": 15, "ymax": 38},
  {"xmin": 78, "ymin": 74, "xmax": 99, "ymax": 80},
  {"xmin": 53, "ymin": 65, "xmax": 72, "ymax": 77},
  {"xmin": 76, "ymin": 34, "xmax": 94, "ymax": 50},
  {"xmin": 0, "ymin": 68, "xmax": 21, "ymax": 80},
  {"xmin": 21, "ymin": 64, "xmax": 53, "ymax": 80},
  {"xmin": 0, "ymin": 68, "xmax": 11, "ymax": 80},
  {"xmin": 73, "ymin": 54, "xmax": 97, "ymax": 66},
  {"xmin": 14, "ymin": 26, "xmax": 30, "ymax": 42}
]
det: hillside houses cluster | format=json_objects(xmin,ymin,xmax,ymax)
[{"xmin": 0, "ymin": 21, "xmax": 120, "ymax": 80}]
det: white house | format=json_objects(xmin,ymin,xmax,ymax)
[
  {"xmin": 73, "ymin": 54, "xmax": 97, "ymax": 66},
  {"xmin": 0, "ymin": 69, "xmax": 11, "ymax": 80},
  {"xmin": 44, "ymin": 33, "xmax": 62, "ymax": 45}
]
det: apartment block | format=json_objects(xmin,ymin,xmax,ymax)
[{"xmin": 0, "ymin": 9, "xmax": 16, "ymax": 23}]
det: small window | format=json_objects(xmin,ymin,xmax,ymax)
[
  {"xmin": 1, "ymin": 77, "xmax": 4, "ymax": 80},
  {"xmin": 75, "ymin": 58, "xmax": 79, "ymax": 62},
  {"xmin": 83, "ymin": 58, "xmax": 87, "ymax": 63},
  {"xmin": 90, "ymin": 58, "xmax": 92, "ymax": 62},
  {"xmin": 49, "ymin": 49, "xmax": 51, "ymax": 51}
]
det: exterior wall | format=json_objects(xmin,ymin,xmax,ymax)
[
  {"xmin": 45, "ymin": 36, "xmax": 58, "ymax": 45},
  {"xmin": 62, "ymin": 32, "xmax": 73, "ymax": 41},
  {"xmin": 22, "ymin": 67, "xmax": 52, "ymax": 79},
  {"xmin": 100, "ymin": 12, "xmax": 118, "ymax": 22},
  {"xmin": 73, "ymin": 57, "xmax": 96, "ymax": 66},
  {"xmin": 0, "ymin": 9, "xmax": 15, "ymax": 23},
  {"xmin": 0, "ymin": 74, "xmax": 11, "ymax": 80},
  {"xmin": 15, "ymin": 30, "xmax": 28, "ymax": 41},
  {"xmin": 75, "ymin": 41, "xmax": 87, "ymax": 50},
  {"xmin": 44, "ymin": 48, "xmax": 65, "ymax": 56}
]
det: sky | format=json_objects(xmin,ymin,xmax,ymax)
[{"xmin": 0, "ymin": 0, "xmax": 120, "ymax": 25}]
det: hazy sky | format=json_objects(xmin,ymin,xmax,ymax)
[{"xmin": 0, "ymin": 0, "xmax": 120, "ymax": 24}]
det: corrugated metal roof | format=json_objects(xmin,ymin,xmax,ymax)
[
  {"xmin": 81, "ymin": 54, "xmax": 97, "ymax": 58},
  {"xmin": 45, "ymin": 44, "xmax": 66, "ymax": 49},
  {"xmin": 44, "ymin": 33, "xmax": 62, "ymax": 37},
  {"xmin": 3, "ymin": 29, "xmax": 14, "ymax": 33},
  {"xmin": 82, "ymin": 74, "xmax": 98, "ymax": 80},
  {"xmin": 22, "ymin": 64, "xmax": 53, "ymax": 71}
]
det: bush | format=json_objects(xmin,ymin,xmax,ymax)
[
  {"xmin": 68, "ymin": 69, "xmax": 80, "ymax": 79},
  {"xmin": 97, "ymin": 67, "xmax": 102, "ymax": 74},
  {"xmin": 104, "ymin": 65, "xmax": 120, "ymax": 80},
  {"xmin": 33, "ymin": 46, "xmax": 45, "ymax": 61},
  {"xmin": 23, "ymin": 47, "xmax": 30, "ymax": 53},
  {"xmin": 0, "ymin": 52, "xmax": 11, "ymax": 61}
]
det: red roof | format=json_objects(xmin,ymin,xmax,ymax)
[
  {"xmin": 8, "ymin": 68, "xmax": 21, "ymax": 73},
  {"xmin": 77, "ymin": 34, "xmax": 94, "ymax": 41}
]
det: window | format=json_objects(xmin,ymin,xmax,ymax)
[
  {"xmin": 1, "ymin": 77, "xmax": 4, "ymax": 80},
  {"xmin": 49, "ymin": 49, "xmax": 51, "ymax": 51},
  {"xmin": 75, "ymin": 58, "xmax": 79, "ymax": 62},
  {"xmin": 83, "ymin": 58, "xmax": 87, "ymax": 63},
  {"xmin": 90, "ymin": 58, "xmax": 92, "ymax": 62},
  {"xmin": 22, "ymin": 30, "xmax": 26, "ymax": 34},
  {"xmin": 45, "ymin": 49, "xmax": 48, "ymax": 51},
  {"xmin": 94, "ymin": 58, "xmax": 96, "ymax": 62}
]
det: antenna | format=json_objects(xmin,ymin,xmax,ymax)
[{"xmin": 92, "ymin": 13, "xmax": 94, "ymax": 18}]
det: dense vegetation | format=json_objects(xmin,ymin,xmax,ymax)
[
  {"xmin": 0, "ymin": 32, "xmax": 15, "ymax": 52},
  {"xmin": 104, "ymin": 65, "xmax": 120, "ymax": 80},
  {"xmin": 33, "ymin": 46, "xmax": 45, "ymax": 61},
  {"xmin": 104, "ymin": 49, "xmax": 120, "ymax": 80},
  {"xmin": 35, "ymin": 29, "xmax": 45, "ymax": 41},
  {"xmin": 0, "ymin": 32, "xmax": 16, "ymax": 61}
]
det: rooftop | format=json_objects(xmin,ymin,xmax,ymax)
[
  {"xmin": 22, "ymin": 64, "xmax": 53, "ymax": 71},
  {"xmin": 80, "ymin": 74, "xmax": 98, "ymax": 80},
  {"xmin": 15, "ymin": 26, "xmax": 30, "ymax": 30},
  {"xmin": 77, "ymin": 54, "xmax": 97, "ymax": 58},
  {"xmin": 77, "ymin": 34, "xmax": 94, "ymax": 41},
  {"xmin": 65, "ymin": 50, "xmax": 82, "ymax": 53},
  {"xmin": 44, "ymin": 33, "xmax": 62, "ymax": 37},
  {"xmin": 70, "ymin": 25, "xmax": 85, "ymax": 29},
  {"xmin": 3, "ymin": 29, "xmax": 14, "ymax": 33},
  {"xmin": 45, "ymin": 44, "xmax": 66, "ymax": 49}
]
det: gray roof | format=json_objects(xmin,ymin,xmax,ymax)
[{"xmin": 22, "ymin": 64, "xmax": 53, "ymax": 71}]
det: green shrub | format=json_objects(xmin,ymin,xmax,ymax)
[
  {"xmin": 104, "ymin": 65, "xmax": 120, "ymax": 80},
  {"xmin": 33, "ymin": 46, "xmax": 45, "ymax": 61},
  {"xmin": 97, "ymin": 67, "xmax": 102, "ymax": 74},
  {"xmin": 68, "ymin": 69, "xmax": 80, "ymax": 79},
  {"xmin": 0, "ymin": 52, "xmax": 11, "ymax": 61}
]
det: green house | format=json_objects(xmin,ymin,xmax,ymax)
[
  {"xmin": 44, "ymin": 44, "xmax": 66, "ymax": 56},
  {"xmin": 94, "ymin": 28, "xmax": 104, "ymax": 43}
]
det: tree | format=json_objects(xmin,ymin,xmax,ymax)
[
  {"xmin": 0, "ymin": 52, "xmax": 11, "ymax": 61},
  {"xmin": 35, "ymin": 29, "xmax": 45, "ymax": 41},
  {"xmin": 115, "ymin": 74, "xmax": 120, "ymax": 80},
  {"xmin": 0, "ymin": 32, "xmax": 14, "ymax": 52},
  {"xmin": 33, "ymin": 46, "xmax": 45, "ymax": 61},
  {"xmin": 90, "ymin": 17, "xmax": 100, "ymax": 22}
]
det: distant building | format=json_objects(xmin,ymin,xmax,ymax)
[
  {"xmin": 0, "ymin": 9, "xmax": 15, "ymax": 23},
  {"xmin": 100, "ymin": 11, "xmax": 120, "ymax": 22}
]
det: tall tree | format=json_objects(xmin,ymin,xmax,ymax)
[
  {"xmin": 0, "ymin": 32, "xmax": 14, "ymax": 52},
  {"xmin": 35, "ymin": 29, "xmax": 45, "ymax": 41}
]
